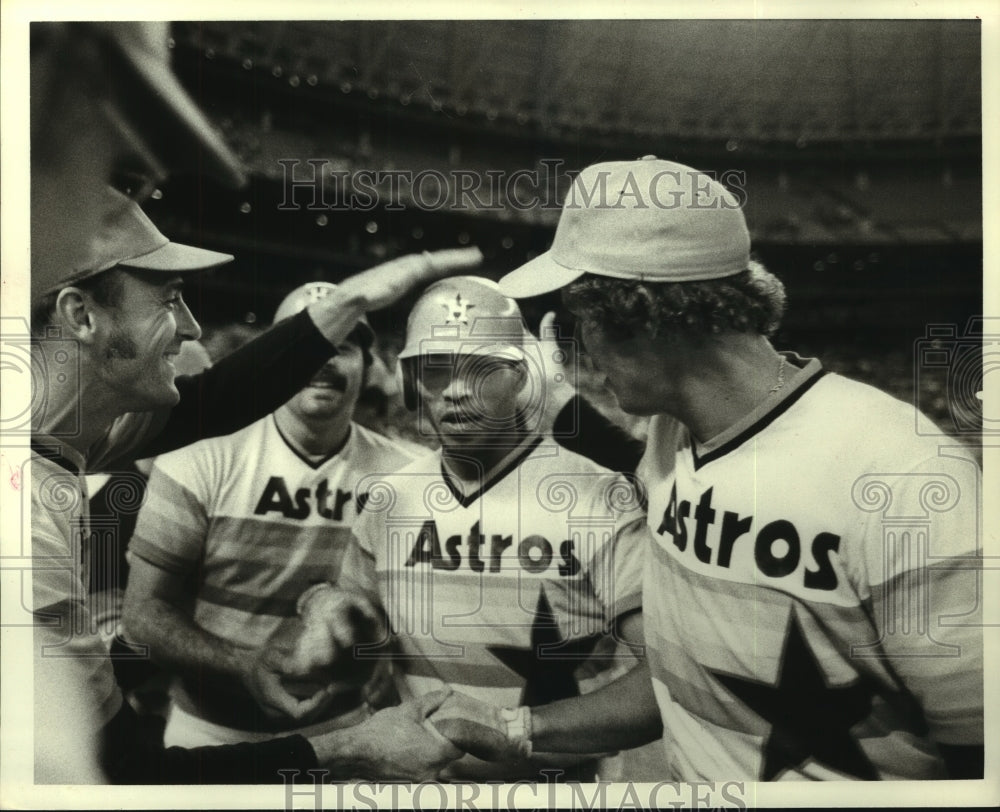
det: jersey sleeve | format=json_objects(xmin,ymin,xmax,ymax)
[
  {"xmin": 101, "ymin": 701, "xmax": 319, "ymax": 783},
  {"xmin": 127, "ymin": 448, "xmax": 213, "ymax": 574},
  {"xmin": 30, "ymin": 468, "xmax": 86, "ymax": 614},
  {"xmin": 30, "ymin": 458, "xmax": 125, "ymax": 779},
  {"xmin": 340, "ymin": 486, "xmax": 382, "ymax": 597},
  {"xmin": 853, "ymin": 449, "xmax": 983, "ymax": 746}
]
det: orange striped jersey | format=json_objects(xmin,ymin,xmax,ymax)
[
  {"xmin": 128, "ymin": 417, "xmax": 418, "ymax": 724},
  {"xmin": 345, "ymin": 435, "xmax": 648, "ymax": 711},
  {"xmin": 638, "ymin": 355, "xmax": 983, "ymax": 781}
]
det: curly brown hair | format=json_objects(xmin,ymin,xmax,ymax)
[{"xmin": 562, "ymin": 260, "xmax": 786, "ymax": 340}]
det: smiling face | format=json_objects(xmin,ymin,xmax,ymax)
[
  {"xmin": 414, "ymin": 351, "xmax": 527, "ymax": 446},
  {"xmin": 89, "ymin": 269, "xmax": 202, "ymax": 411},
  {"xmin": 284, "ymin": 339, "xmax": 366, "ymax": 424}
]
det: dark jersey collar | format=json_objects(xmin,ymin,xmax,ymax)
[
  {"xmin": 31, "ymin": 434, "xmax": 86, "ymax": 475},
  {"xmin": 440, "ymin": 434, "xmax": 544, "ymax": 508},
  {"xmin": 689, "ymin": 353, "xmax": 826, "ymax": 471}
]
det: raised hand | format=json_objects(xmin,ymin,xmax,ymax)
[
  {"xmin": 333, "ymin": 247, "xmax": 483, "ymax": 311},
  {"xmin": 522, "ymin": 310, "xmax": 577, "ymax": 434},
  {"xmin": 306, "ymin": 247, "xmax": 483, "ymax": 349}
]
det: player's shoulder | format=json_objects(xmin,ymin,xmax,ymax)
[
  {"xmin": 813, "ymin": 372, "xmax": 928, "ymax": 436},
  {"xmin": 526, "ymin": 438, "xmax": 618, "ymax": 477},
  {"xmin": 352, "ymin": 449, "xmax": 442, "ymax": 527},
  {"xmin": 810, "ymin": 372, "xmax": 976, "ymax": 469},
  {"xmin": 355, "ymin": 443, "xmax": 441, "ymax": 488},
  {"xmin": 350, "ymin": 422, "xmax": 432, "ymax": 467},
  {"xmin": 154, "ymin": 413, "xmax": 269, "ymax": 475},
  {"xmin": 522, "ymin": 438, "xmax": 639, "ymax": 502}
]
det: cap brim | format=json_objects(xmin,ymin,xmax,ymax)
[
  {"xmin": 101, "ymin": 23, "xmax": 247, "ymax": 189},
  {"xmin": 498, "ymin": 252, "xmax": 585, "ymax": 298},
  {"xmin": 398, "ymin": 341, "xmax": 524, "ymax": 361},
  {"xmin": 119, "ymin": 241, "xmax": 234, "ymax": 272}
]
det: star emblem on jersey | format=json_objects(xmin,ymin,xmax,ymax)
[
  {"xmin": 709, "ymin": 615, "xmax": 878, "ymax": 780},
  {"xmin": 487, "ymin": 590, "xmax": 599, "ymax": 707},
  {"xmin": 441, "ymin": 293, "xmax": 475, "ymax": 324}
]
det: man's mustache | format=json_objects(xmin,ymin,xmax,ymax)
[{"xmin": 307, "ymin": 368, "xmax": 349, "ymax": 390}]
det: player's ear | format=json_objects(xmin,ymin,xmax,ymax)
[{"xmin": 53, "ymin": 286, "xmax": 100, "ymax": 344}]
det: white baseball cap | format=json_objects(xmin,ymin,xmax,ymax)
[
  {"xmin": 499, "ymin": 156, "xmax": 750, "ymax": 298},
  {"xmin": 45, "ymin": 186, "xmax": 234, "ymax": 294}
]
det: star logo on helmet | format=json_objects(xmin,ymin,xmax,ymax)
[
  {"xmin": 441, "ymin": 293, "xmax": 475, "ymax": 324},
  {"xmin": 305, "ymin": 284, "xmax": 333, "ymax": 304}
]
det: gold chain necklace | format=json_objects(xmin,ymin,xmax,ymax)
[{"xmin": 769, "ymin": 355, "xmax": 787, "ymax": 394}]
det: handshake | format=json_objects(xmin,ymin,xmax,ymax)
[
  {"xmin": 241, "ymin": 582, "xmax": 535, "ymax": 779},
  {"xmin": 425, "ymin": 690, "xmax": 533, "ymax": 763},
  {"xmin": 304, "ymin": 686, "xmax": 534, "ymax": 782}
]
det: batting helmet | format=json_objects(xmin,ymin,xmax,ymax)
[
  {"xmin": 273, "ymin": 281, "xmax": 374, "ymax": 350},
  {"xmin": 398, "ymin": 276, "xmax": 525, "ymax": 360},
  {"xmin": 398, "ymin": 276, "xmax": 527, "ymax": 410}
]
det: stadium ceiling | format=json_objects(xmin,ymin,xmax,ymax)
[{"xmin": 179, "ymin": 19, "xmax": 980, "ymax": 142}]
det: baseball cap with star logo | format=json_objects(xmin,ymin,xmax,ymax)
[{"xmin": 499, "ymin": 156, "xmax": 750, "ymax": 298}]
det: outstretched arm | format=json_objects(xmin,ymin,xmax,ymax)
[
  {"xmin": 532, "ymin": 660, "xmax": 662, "ymax": 754},
  {"xmin": 428, "ymin": 611, "xmax": 663, "ymax": 759},
  {"xmin": 99, "ymin": 249, "xmax": 484, "ymax": 467},
  {"xmin": 101, "ymin": 688, "xmax": 463, "ymax": 783}
]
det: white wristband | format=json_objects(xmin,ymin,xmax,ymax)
[{"xmin": 502, "ymin": 705, "xmax": 533, "ymax": 758}]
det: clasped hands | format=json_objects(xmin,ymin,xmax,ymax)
[
  {"xmin": 242, "ymin": 588, "xmax": 386, "ymax": 721},
  {"xmin": 240, "ymin": 585, "xmax": 531, "ymax": 779}
]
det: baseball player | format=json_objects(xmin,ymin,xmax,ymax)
[
  {"xmin": 461, "ymin": 157, "xmax": 983, "ymax": 781},
  {"xmin": 29, "ymin": 185, "xmax": 479, "ymax": 782},
  {"xmin": 122, "ymin": 282, "xmax": 422, "ymax": 747},
  {"xmin": 327, "ymin": 276, "xmax": 650, "ymax": 781}
]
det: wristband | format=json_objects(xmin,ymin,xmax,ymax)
[{"xmin": 501, "ymin": 705, "xmax": 533, "ymax": 758}]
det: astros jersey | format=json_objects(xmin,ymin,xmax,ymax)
[
  {"xmin": 30, "ymin": 438, "xmax": 122, "ymax": 782},
  {"xmin": 347, "ymin": 436, "xmax": 647, "ymax": 713},
  {"xmin": 638, "ymin": 354, "xmax": 983, "ymax": 781},
  {"xmin": 129, "ymin": 416, "xmax": 418, "ymax": 730}
]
